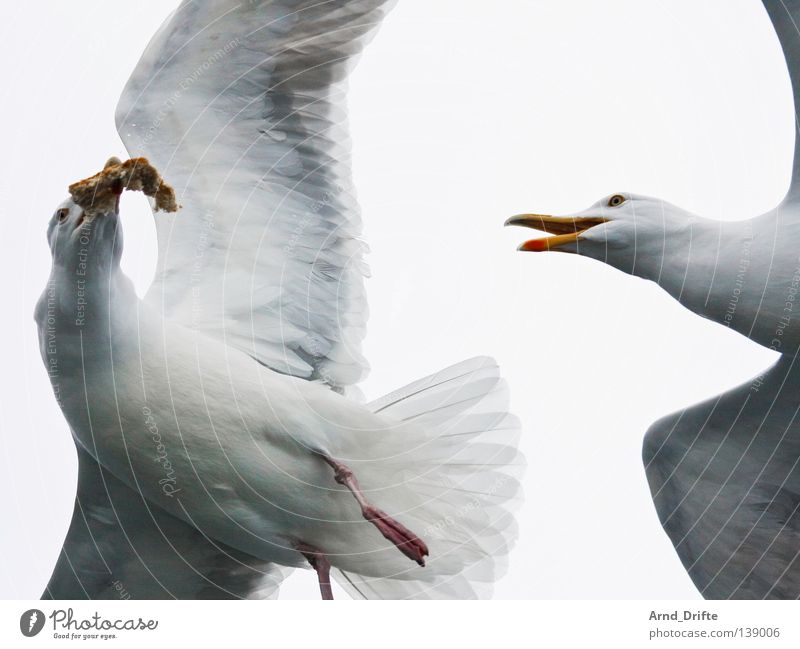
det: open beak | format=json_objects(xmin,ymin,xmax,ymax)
[{"xmin": 505, "ymin": 214, "xmax": 607, "ymax": 252}]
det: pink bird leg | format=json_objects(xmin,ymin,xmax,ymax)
[{"xmin": 321, "ymin": 455, "xmax": 429, "ymax": 567}]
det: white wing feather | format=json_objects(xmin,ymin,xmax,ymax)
[{"xmin": 116, "ymin": 0, "xmax": 397, "ymax": 387}]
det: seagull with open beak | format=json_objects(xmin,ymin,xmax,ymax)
[{"xmin": 505, "ymin": 190, "xmax": 800, "ymax": 354}]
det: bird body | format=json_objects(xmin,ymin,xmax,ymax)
[
  {"xmin": 507, "ymin": 0, "xmax": 800, "ymax": 599},
  {"xmin": 37, "ymin": 0, "xmax": 524, "ymax": 599},
  {"xmin": 39, "ymin": 193, "xmax": 522, "ymax": 600}
]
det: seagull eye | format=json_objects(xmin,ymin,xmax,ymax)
[
  {"xmin": 608, "ymin": 194, "xmax": 626, "ymax": 207},
  {"xmin": 56, "ymin": 208, "xmax": 70, "ymax": 223}
]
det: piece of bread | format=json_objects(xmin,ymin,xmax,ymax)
[{"xmin": 68, "ymin": 157, "xmax": 178, "ymax": 216}]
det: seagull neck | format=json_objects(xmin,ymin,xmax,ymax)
[
  {"xmin": 35, "ymin": 252, "xmax": 139, "ymax": 361},
  {"xmin": 648, "ymin": 218, "xmax": 758, "ymax": 333}
]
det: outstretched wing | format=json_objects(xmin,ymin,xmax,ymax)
[
  {"xmin": 763, "ymin": 0, "xmax": 800, "ymax": 203},
  {"xmin": 45, "ymin": 444, "xmax": 288, "ymax": 599},
  {"xmin": 644, "ymin": 355, "xmax": 800, "ymax": 599},
  {"xmin": 116, "ymin": 0, "xmax": 396, "ymax": 387}
]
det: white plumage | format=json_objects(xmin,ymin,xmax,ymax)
[
  {"xmin": 37, "ymin": 0, "xmax": 524, "ymax": 599},
  {"xmin": 117, "ymin": 0, "xmax": 380, "ymax": 387}
]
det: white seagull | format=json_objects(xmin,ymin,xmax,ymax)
[
  {"xmin": 508, "ymin": 0, "xmax": 800, "ymax": 599},
  {"xmin": 36, "ymin": 0, "xmax": 523, "ymax": 599}
]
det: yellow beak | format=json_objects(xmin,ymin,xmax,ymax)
[{"xmin": 505, "ymin": 214, "xmax": 608, "ymax": 251}]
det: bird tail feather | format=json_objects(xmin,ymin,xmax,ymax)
[{"xmin": 332, "ymin": 356, "xmax": 525, "ymax": 599}]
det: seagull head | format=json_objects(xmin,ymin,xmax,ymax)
[
  {"xmin": 46, "ymin": 159, "xmax": 125, "ymax": 271},
  {"xmin": 506, "ymin": 192, "xmax": 701, "ymax": 278}
]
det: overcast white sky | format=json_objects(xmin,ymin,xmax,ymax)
[{"xmin": 0, "ymin": 0, "xmax": 791, "ymax": 599}]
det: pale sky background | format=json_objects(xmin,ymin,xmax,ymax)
[{"xmin": 0, "ymin": 0, "xmax": 791, "ymax": 598}]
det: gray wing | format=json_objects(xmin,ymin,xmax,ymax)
[
  {"xmin": 44, "ymin": 444, "xmax": 288, "ymax": 600},
  {"xmin": 763, "ymin": 0, "xmax": 800, "ymax": 202},
  {"xmin": 116, "ymin": 0, "xmax": 396, "ymax": 388},
  {"xmin": 644, "ymin": 355, "xmax": 800, "ymax": 599}
]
